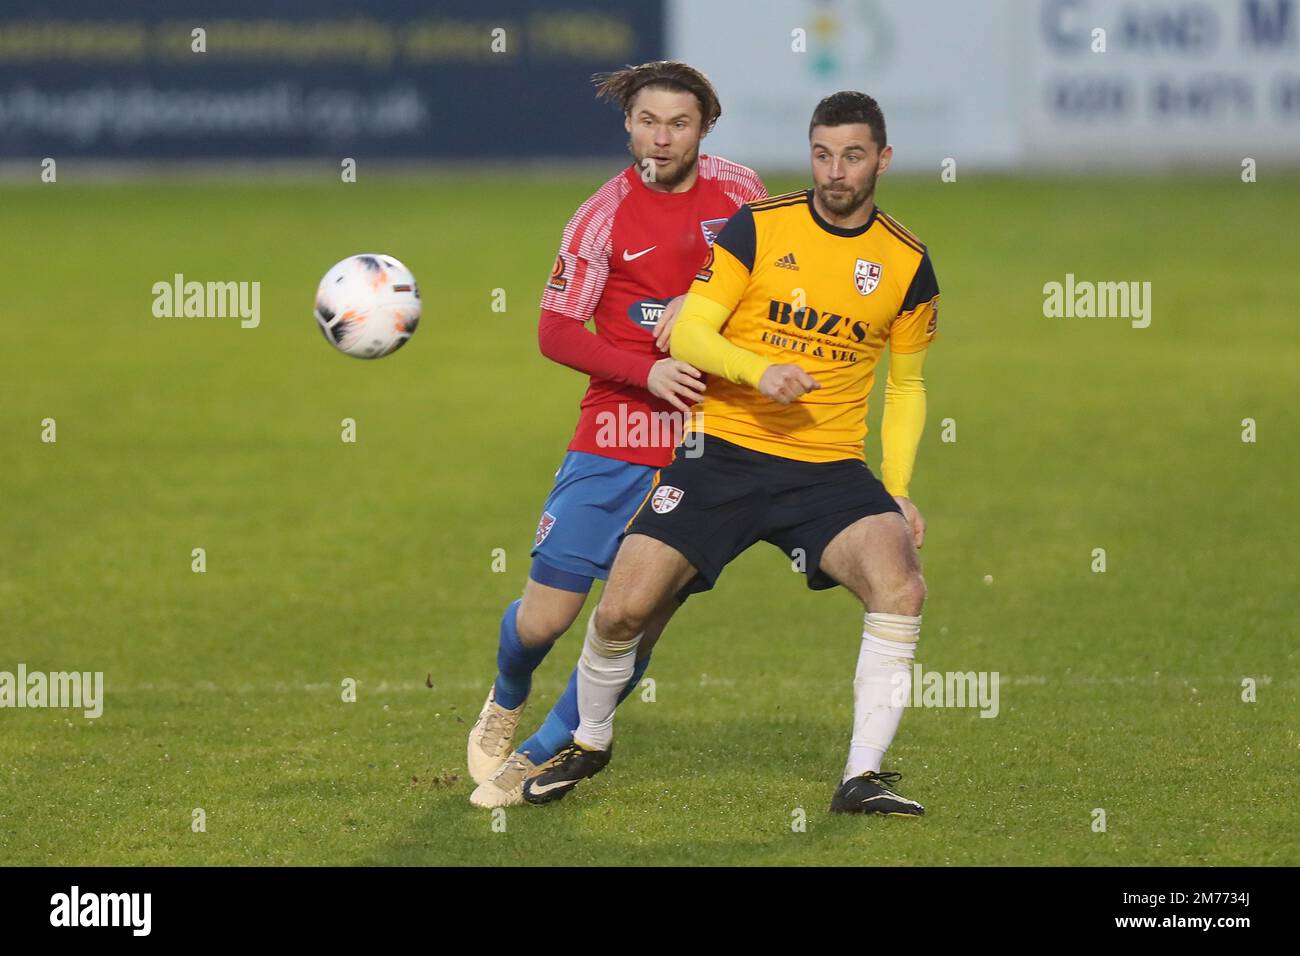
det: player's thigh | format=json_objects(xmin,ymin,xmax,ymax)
[
  {"xmin": 819, "ymin": 511, "xmax": 924, "ymax": 613},
  {"xmin": 617, "ymin": 435, "xmax": 767, "ymax": 604},
  {"xmin": 516, "ymin": 577, "xmax": 589, "ymax": 645},
  {"xmin": 597, "ymin": 534, "xmax": 698, "ymax": 637},
  {"xmin": 530, "ymin": 451, "xmax": 659, "ymax": 587}
]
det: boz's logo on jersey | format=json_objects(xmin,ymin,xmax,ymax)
[
  {"xmin": 767, "ymin": 299, "xmax": 869, "ymax": 343},
  {"xmin": 629, "ymin": 299, "xmax": 669, "ymax": 330},
  {"xmin": 854, "ymin": 259, "xmax": 883, "ymax": 296},
  {"xmin": 535, "ymin": 511, "xmax": 557, "ymax": 546},
  {"xmin": 650, "ymin": 485, "xmax": 684, "ymax": 514}
]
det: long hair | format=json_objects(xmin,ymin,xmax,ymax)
[{"xmin": 592, "ymin": 60, "xmax": 722, "ymax": 132}]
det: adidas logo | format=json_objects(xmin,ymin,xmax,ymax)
[{"xmin": 775, "ymin": 252, "xmax": 799, "ymax": 270}]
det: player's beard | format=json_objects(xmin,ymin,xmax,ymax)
[
  {"xmin": 816, "ymin": 168, "xmax": 878, "ymax": 218},
  {"xmin": 630, "ymin": 140, "xmax": 699, "ymax": 191}
]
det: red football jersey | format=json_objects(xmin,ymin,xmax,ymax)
[{"xmin": 540, "ymin": 154, "xmax": 767, "ymax": 467}]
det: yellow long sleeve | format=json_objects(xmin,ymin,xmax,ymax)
[
  {"xmin": 669, "ymin": 292, "xmax": 771, "ymax": 389},
  {"xmin": 880, "ymin": 347, "xmax": 928, "ymax": 497}
]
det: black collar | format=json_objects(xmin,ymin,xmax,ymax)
[{"xmin": 806, "ymin": 188, "xmax": 877, "ymax": 237}]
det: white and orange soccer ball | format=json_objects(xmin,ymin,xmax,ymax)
[{"xmin": 314, "ymin": 254, "xmax": 421, "ymax": 358}]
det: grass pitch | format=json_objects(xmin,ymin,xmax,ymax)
[{"xmin": 1, "ymin": 170, "xmax": 1296, "ymax": 865}]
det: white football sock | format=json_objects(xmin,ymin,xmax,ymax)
[
  {"xmin": 574, "ymin": 609, "xmax": 640, "ymax": 751},
  {"xmin": 844, "ymin": 612, "xmax": 920, "ymax": 781}
]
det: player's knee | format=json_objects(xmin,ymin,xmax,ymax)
[
  {"xmin": 515, "ymin": 601, "xmax": 577, "ymax": 647},
  {"xmin": 899, "ymin": 572, "xmax": 927, "ymax": 615},
  {"xmin": 875, "ymin": 571, "xmax": 926, "ymax": 617},
  {"xmin": 594, "ymin": 597, "xmax": 650, "ymax": 645}
]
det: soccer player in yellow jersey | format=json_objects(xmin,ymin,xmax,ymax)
[{"xmin": 522, "ymin": 92, "xmax": 939, "ymax": 815}]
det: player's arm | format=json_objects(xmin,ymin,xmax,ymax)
[
  {"xmin": 668, "ymin": 293, "xmax": 766, "ymax": 386},
  {"xmin": 882, "ymin": 250, "xmax": 940, "ymax": 546},
  {"xmin": 537, "ymin": 204, "xmax": 703, "ymax": 410},
  {"xmin": 538, "ymin": 309, "xmax": 653, "ymax": 387},
  {"xmin": 669, "ymin": 206, "xmax": 818, "ymax": 404},
  {"xmin": 880, "ymin": 347, "xmax": 927, "ymax": 499},
  {"xmin": 538, "ymin": 231, "xmax": 655, "ymax": 388},
  {"xmin": 538, "ymin": 309, "xmax": 704, "ymax": 414}
]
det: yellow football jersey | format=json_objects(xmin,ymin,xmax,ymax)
[{"xmin": 687, "ymin": 189, "xmax": 938, "ymax": 462}]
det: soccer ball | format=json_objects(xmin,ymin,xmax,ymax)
[{"xmin": 314, "ymin": 254, "xmax": 421, "ymax": 358}]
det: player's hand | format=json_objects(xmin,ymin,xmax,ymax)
[
  {"xmin": 893, "ymin": 496, "xmax": 926, "ymax": 549},
  {"xmin": 654, "ymin": 295, "xmax": 686, "ymax": 351},
  {"xmin": 647, "ymin": 358, "xmax": 706, "ymax": 414},
  {"xmin": 758, "ymin": 364, "xmax": 820, "ymax": 404}
]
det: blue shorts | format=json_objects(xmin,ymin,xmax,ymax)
[{"xmin": 529, "ymin": 451, "xmax": 658, "ymax": 592}]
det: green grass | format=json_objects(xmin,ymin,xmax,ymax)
[{"xmin": 0, "ymin": 171, "xmax": 1296, "ymax": 865}]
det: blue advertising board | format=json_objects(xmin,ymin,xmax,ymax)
[{"xmin": 0, "ymin": 0, "xmax": 665, "ymax": 158}]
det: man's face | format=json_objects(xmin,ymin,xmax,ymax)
[
  {"xmin": 625, "ymin": 87, "xmax": 704, "ymax": 190},
  {"xmin": 810, "ymin": 123, "xmax": 892, "ymax": 216}
]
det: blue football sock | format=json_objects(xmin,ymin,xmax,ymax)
[
  {"xmin": 518, "ymin": 655, "xmax": 651, "ymax": 764},
  {"xmin": 493, "ymin": 598, "xmax": 551, "ymax": 710}
]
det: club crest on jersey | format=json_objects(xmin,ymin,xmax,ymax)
[
  {"xmin": 650, "ymin": 485, "xmax": 684, "ymax": 514},
  {"xmin": 854, "ymin": 259, "xmax": 883, "ymax": 296},
  {"xmin": 700, "ymin": 218, "xmax": 729, "ymax": 247},
  {"xmin": 535, "ymin": 511, "xmax": 556, "ymax": 546}
]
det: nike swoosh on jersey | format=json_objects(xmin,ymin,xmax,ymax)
[{"xmin": 622, "ymin": 246, "xmax": 657, "ymax": 261}]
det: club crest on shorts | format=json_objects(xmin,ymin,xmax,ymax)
[
  {"xmin": 535, "ymin": 511, "xmax": 556, "ymax": 546},
  {"xmin": 650, "ymin": 485, "xmax": 684, "ymax": 514},
  {"xmin": 854, "ymin": 259, "xmax": 883, "ymax": 296}
]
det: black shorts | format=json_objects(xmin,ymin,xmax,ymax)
[{"xmin": 624, "ymin": 434, "xmax": 902, "ymax": 597}]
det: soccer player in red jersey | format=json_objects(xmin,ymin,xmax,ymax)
[{"xmin": 468, "ymin": 62, "xmax": 766, "ymax": 807}]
